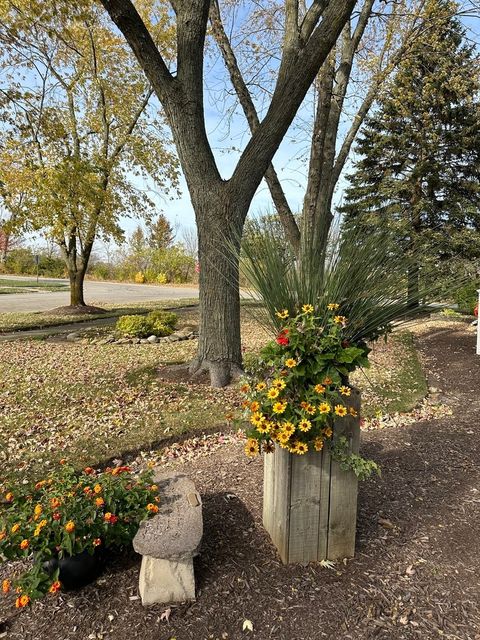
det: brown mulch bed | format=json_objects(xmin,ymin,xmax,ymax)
[{"xmin": 2, "ymin": 322, "xmax": 480, "ymax": 640}]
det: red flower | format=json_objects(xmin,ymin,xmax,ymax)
[
  {"xmin": 276, "ymin": 329, "xmax": 290, "ymax": 346},
  {"xmin": 52, "ymin": 512, "xmax": 61, "ymax": 521}
]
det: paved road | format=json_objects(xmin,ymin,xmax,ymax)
[{"xmin": 0, "ymin": 275, "xmax": 199, "ymax": 313}]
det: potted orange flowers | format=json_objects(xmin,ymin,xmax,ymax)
[{"xmin": 1, "ymin": 461, "xmax": 159, "ymax": 607}]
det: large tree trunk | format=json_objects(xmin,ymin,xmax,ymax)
[{"xmin": 188, "ymin": 188, "xmax": 246, "ymax": 387}]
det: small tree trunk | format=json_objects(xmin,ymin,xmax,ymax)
[
  {"xmin": 189, "ymin": 191, "xmax": 246, "ymax": 387},
  {"xmin": 68, "ymin": 266, "xmax": 87, "ymax": 307},
  {"xmin": 407, "ymin": 263, "xmax": 420, "ymax": 309}
]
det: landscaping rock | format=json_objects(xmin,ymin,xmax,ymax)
[
  {"xmin": 147, "ymin": 335, "xmax": 158, "ymax": 344},
  {"xmin": 133, "ymin": 472, "xmax": 202, "ymax": 606},
  {"xmin": 66, "ymin": 332, "xmax": 81, "ymax": 342}
]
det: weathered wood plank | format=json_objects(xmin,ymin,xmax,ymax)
[
  {"xmin": 272, "ymin": 445, "xmax": 292, "ymax": 563},
  {"xmin": 262, "ymin": 451, "xmax": 275, "ymax": 534},
  {"xmin": 326, "ymin": 389, "xmax": 361, "ymax": 560},
  {"xmin": 288, "ymin": 450, "xmax": 322, "ymax": 563},
  {"xmin": 317, "ymin": 445, "xmax": 331, "ymax": 560}
]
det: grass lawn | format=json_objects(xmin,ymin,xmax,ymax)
[
  {"xmin": 0, "ymin": 278, "xmax": 69, "ymax": 294},
  {"xmin": 0, "ymin": 308, "xmax": 427, "ymax": 487},
  {"xmin": 0, "ymin": 298, "xmax": 199, "ymax": 333}
]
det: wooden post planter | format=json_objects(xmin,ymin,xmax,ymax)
[{"xmin": 263, "ymin": 389, "xmax": 361, "ymax": 563}]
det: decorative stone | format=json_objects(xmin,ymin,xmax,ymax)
[
  {"xmin": 66, "ymin": 332, "xmax": 81, "ymax": 342},
  {"xmin": 147, "ymin": 335, "xmax": 158, "ymax": 343},
  {"xmin": 133, "ymin": 472, "xmax": 202, "ymax": 606}
]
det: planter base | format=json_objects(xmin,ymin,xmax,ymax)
[{"xmin": 263, "ymin": 389, "xmax": 361, "ymax": 564}]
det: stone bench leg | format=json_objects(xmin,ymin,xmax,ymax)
[{"xmin": 139, "ymin": 555, "xmax": 196, "ymax": 606}]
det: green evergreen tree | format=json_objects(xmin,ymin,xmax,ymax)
[{"xmin": 340, "ymin": 0, "xmax": 480, "ymax": 303}]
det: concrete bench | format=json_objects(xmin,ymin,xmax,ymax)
[{"xmin": 133, "ymin": 471, "xmax": 203, "ymax": 606}]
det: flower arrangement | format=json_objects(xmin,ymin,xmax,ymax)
[
  {"xmin": 0, "ymin": 461, "xmax": 159, "ymax": 606},
  {"xmin": 241, "ymin": 304, "xmax": 373, "ymax": 465}
]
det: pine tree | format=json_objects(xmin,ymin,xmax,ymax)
[
  {"xmin": 147, "ymin": 214, "xmax": 174, "ymax": 250},
  {"xmin": 340, "ymin": 0, "xmax": 480, "ymax": 302}
]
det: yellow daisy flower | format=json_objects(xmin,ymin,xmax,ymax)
[
  {"xmin": 256, "ymin": 382, "xmax": 267, "ymax": 391},
  {"xmin": 349, "ymin": 407, "xmax": 358, "ymax": 417},
  {"xmin": 250, "ymin": 412, "xmax": 265, "ymax": 427},
  {"xmin": 267, "ymin": 387, "xmax": 280, "ymax": 400},
  {"xmin": 334, "ymin": 405, "xmax": 347, "ymax": 417},
  {"xmin": 271, "ymin": 378, "xmax": 286, "ymax": 390},
  {"xmin": 245, "ymin": 439, "xmax": 260, "ymax": 458},
  {"xmin": 292, "ymin": 441, "xmax": 308, "ymax": 455},
  {"xmin": 323, "ymin": 426, "xmax": 333, "ymax": 438},
  {"xmin": 277, "ymin": 431, "xmax": 291, "ymax": 445},
  {"xmin": 298, "ymin": 419, "xmax": 312, "ymax": 432},
  {"xmin": 339, "ymin": 386, "xmax": 351, "ymax": 396},
  {"xmin": 314, "ymin": 383, "xmax": 326, "ymax": 394},
  {"xmin": 305, "ymin": 404, "xmax": 316, "ymax": 415},
  {"xmin": 302, "ymin": 304, "xmax": 314, "ymax": 314},
  {"xmin": 276, "ymin": 309, "xmax": 289, "ymax": 319},
  {"xmin": 319, "ymin": 402, "xmax": 331, "ymax": 414},
  {"xmin": 282, "ymin": 421, "xmax": 295, "ymax": 436},
  {"xmin": 272, "ymin": 401, "xmax": 287, "ymax": 414},
  {"xmin": 257, "ymin": 421, "xmax": 271, "ymax": 434},
  {"xmin": 314, "ymin": 437, "xmax": 324, "ymax": 451},
  {"xmin": 334, "ymin": 315, "xmax": 347, "ymax": 325},
  {"xmin": 250, "ymin": 401, "xmax": 260, "ymax": 412},
  {"xmin": 285, "ymin": 358, "xmax": 297, "ymax": 368},
  {"xmin": 323, "ymin": 376, "xmax": 333, "ymax": 385},
  {"xmin": 327, "ymin": 303, "xmax": 340, "ymax": 310}
]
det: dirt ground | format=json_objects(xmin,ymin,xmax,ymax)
[{"xmin": 1, "ymin": 321, "xmax": 480, "ymax": 640}]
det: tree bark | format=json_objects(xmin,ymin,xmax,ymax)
[
  {"xmin": 188, "ymin": 187, "xmax": 246, "ymax": 387},
  {"xmin": 68, "ymin": 264, "xmax": 87, "ymax": 307}
]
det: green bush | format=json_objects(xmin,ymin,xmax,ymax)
[
  {"xmin": 116, "ymin": 311, "xmax": 177, "ymax": 338},
  {"xmin": 146, "ymin": 310, "xmax": 177, "ymax": 329},
  {"xmin": 115, "ymin": 315, "xmax": 151, "ymax": 338},
  {"xmin": 454, "ymin": 282, "xmax": 479, "ymax": 314}
]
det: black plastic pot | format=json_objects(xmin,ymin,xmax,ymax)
[{"xmin": 44, "ymin": 548, "xmax": 105, "ymax": 590}]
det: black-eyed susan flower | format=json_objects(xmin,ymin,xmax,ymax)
[
  {"xmin": 334, "ymin": 315, "xmax": 347, "ymax": 325},
  {"xmin": 302, "ymin": 304, "xmax": 314, "ymax": 314},
  {"xmin": 314, "ymin": 437, "xmax": 324, "ymax": 451},
  {"xmin": 323, "ymin": 426, "xmax": 333, "ymax": 438},
  {"xmin": 292, "ymin": 441, "xmax": 308, "ymax": 455},
  {"xmin": 334, "ymin": 405, "xmax": 347, "ymax": 417},
  {"xmin": 323, "ymin": 376, "xmax": 333, "ymax": 385},
  {"xmin": 314, "ymin": 383, "xmax": 326, "ymax": 394},
  {"xmin": 64, "ymin": 521, "xmax": 75, "ymax": 533},
  {"xmin": 272, "ymin": 401, "xmax": 287, "ymax": 414},
  {"xmin": 256, "ymin": 382, "xmax": 267, "ymax": 391},
  {"xmin": 349, "ymin": 407, "xmax": 358, "ymax": 417},
  {"xmin": 267, "ymin": 387, "xmax": 280, "ymax": 400},
  {"xmin": 271, "ymin": 378, "xmax": 286, "ymax": 390},
  {"xmin": 250, "ymin": 412, "xmax": 265, "ymax": 427},
  {"xmin": 327, "ymin": 303, "xmax": 340, "ymax": 310},
  {"xmin": 276, "ymin": 309, "xmax": 289, "ymax": 319},
  {"xmin": 298, "ymin": 419, "xmax": 312, "ymax": 432},
  {"xmin": 339, "ymin": 386, "xmax": 351, "ymax": 396},
  {"xmin": 282, "ymin": 421, "xmax": 295, "ymax": 436},
  {"xmin": 250, "ymin": 401, "xmax": 260, "ymax": 412},
  {"xmin": 305, "ymin": 404, "xmax": 316, "ymax": 415},
  {"xmin": 318, "ymin": 402, "xmax": 331, "ymax": 414},
  {"xmin": 245, "ymin": 438, "xmax": 260, "ymax": 458},
  {"xmin": 285, "ymin": 358, "xmax": 297, "ymax": 368}
]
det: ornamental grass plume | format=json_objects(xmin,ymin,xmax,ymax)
[{"xmin": 236, "ymin": 216, "xmax": 471, "ymax": 341}]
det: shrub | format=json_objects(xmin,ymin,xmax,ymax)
[
  {"xmin": 115, "ymin": 315, "xmax": 150, "ymax": 337},
  {"xmin": 454, "ymin": 282, "xmax": 479, "ymax": 314},
  {"xmin": 134, "ymin": 271, "xmax": 145, "ymax": 284},
  {"xmin": 116, "ymin": 311, "xmax": 177, "ymax": 338},
  {"xmin": 147, "ymin": 310, "xmax": 177, "ymax": 329},
  {"xmin": 156, "ymin": 272, "xmax": 168, "ymax": 284}
]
